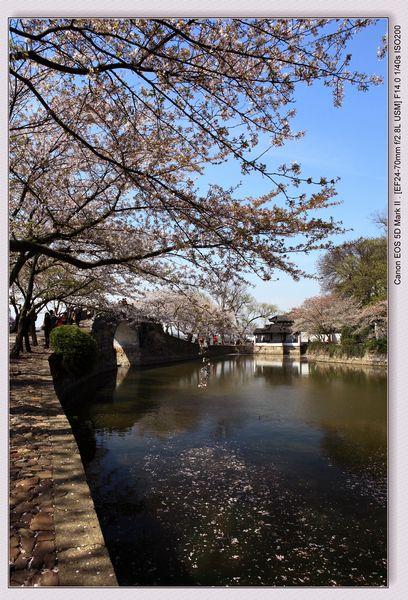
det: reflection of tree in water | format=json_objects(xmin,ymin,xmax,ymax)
[
  {"xmin": 295, "ymin": 362, "xmax": 386, "ymax": 447},
  {"xmin": 320, "ymin": 426, "xmax": 386, "ymax": 480},
  {"xmin": 113, "ymin": 357, "xmax": 255, "ymax": 397},
  {"xmin": 318, "ymin": 426, "xmax": 387, "ymax": 516},
  {"xmin": 66, "ymin": 358, "xmax": 254, "ymax": 441},
  {"xmin": 132, "ymin": 404, "xmax": 203, "ymax": 440},
  {"xmin": 195, "ymin": 356, "xmax": 256, "ymax": 389},
  {"xmin": 309, "ymin": 362, "xmax": 386, "ymax": 388}
]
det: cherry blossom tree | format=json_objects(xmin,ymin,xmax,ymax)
[
  {"xmin": 207, "ymin": 278, "xmax": 277, "ymax": 340},
  {"xmin": 126, "ymin": 289, "xmax": 229, "ymax": 340},
  {"xmin": 357, "ymin": 299, "xmax": 387, "ymax": 340},
  {"xmin": 131, "ymin": 281, "xmax": 279, "ymax": 342},
  {"xmin": 289, "ymin": 293, "xmax": 360, "ymax": 342},
  {"xmin": 10, "ymin": 18, "xmax": 385, "ymax": 287}
]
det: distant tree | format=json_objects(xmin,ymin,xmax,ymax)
[
  {"xmin": 371, "ymin": 210, "xmax": 388, "ymax": 234},
  {"xmin": 357, "ymin": 299, "xmax": 387, "ymax": 339},
  {"xmin": 132, "ymin": 290, "xmax": 229, "ymax": 339},
  {"xmin": 290, "ymin": 293, "xmax": 360, "ymax": 341},
  {"xmin": 317, "ymin": 237, "xmax": 386, "ymax": 305},
  {"xmin": 206, "ymin": 278, "xmax": 277, "ymax": 340},
  {"xmin": 235, "ymin": 300, "xmax": 278, "ymax": 341},
  {"xmin": 128, "ymin": 282, "xmax": 277, "ymax": 342}
]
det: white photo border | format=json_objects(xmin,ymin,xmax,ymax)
[{"xmin": 2, "ymin": 2, "xmax": 406, "ymax": 599}]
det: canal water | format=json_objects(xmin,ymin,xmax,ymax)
[{"xmin": 66, "ymin": 356, "xmax": 387, "ymax": 587}]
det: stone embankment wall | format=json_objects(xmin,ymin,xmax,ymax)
[
  {"xmin": 204, "ymin": 344, "xmax": 253, "ymax": 358},
  {"xmin": 306, "ymin": 351, "xmax": 387, "ymax": 368},
  {"xmin": 253, "ymin": 344, "xmax": 302, "ymax": 357}
]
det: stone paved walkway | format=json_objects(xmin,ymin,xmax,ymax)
[{"xmin": 9, "ymin": 337, "xmax": 117, "ymax": 587}]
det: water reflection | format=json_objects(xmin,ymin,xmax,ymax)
[
  {"xmin": 255, "ymin": 357, "xmax": 311, "ymax": 377},
  {"xmin": 65, "ymin": 356, "xmax": 387, "ymax": 587}
]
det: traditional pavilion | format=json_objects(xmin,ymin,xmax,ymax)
[{"xmin": 253, "ymin": 315, "xmax": 304, "ymax": 355}]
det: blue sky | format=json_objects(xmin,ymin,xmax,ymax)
[{"xmin": 200, "ymin": 19, "xmax": 388, "ymax": 311}]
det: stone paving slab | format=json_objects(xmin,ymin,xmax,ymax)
[{"xmin": 9, "ymin": 339, "xmax": 118, "ymax": 587}]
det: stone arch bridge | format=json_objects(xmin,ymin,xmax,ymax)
[{"xmin": 91, "ymin": 315, "xmax": 202, "ymax": 371}]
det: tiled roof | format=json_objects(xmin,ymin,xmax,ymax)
[{"xmin": 268, "ymin": 314, "xmax": 294, "ymax": 323}]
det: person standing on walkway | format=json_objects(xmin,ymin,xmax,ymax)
[
  {"xmin": 74, "ymin": 306, "xmax": 82, "ymax": 327},
  {"xmin": 43, "ymin": 312, "xmax": 52, "ymax": 348},
  {"xmin": 56, "ymin": 312, "xmax": 68, "ymax": 327},
  {"xmin": 20, "ymin": 314, "xmax": 32, "ymax": 353},
  {"xmin": 49, "ymin": 310, "xmax": 57, "ymax": 329}
]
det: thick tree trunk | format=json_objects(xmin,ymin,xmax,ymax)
[
  {"xmin": 10, "ymin": 298, "xmax": 20, "ymax": 332},
  {"xmin": 10, "ymin": 308, "xmax": 26, "ymax": 358},
  {"xmin": 10, "ymin": 256, "xmax": 38, "ymax": 359},
  {"xmin": 29, "ymin": 310, "xmax": 38, "ymax": 346},
  {"xmin": 10, "ymin": 313, "xmax": 19, "ymax": 334}
]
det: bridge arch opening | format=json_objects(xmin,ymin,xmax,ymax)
[{"xmin": 113, "ymin": 322, "xmax": 141, "ymax": 367}]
